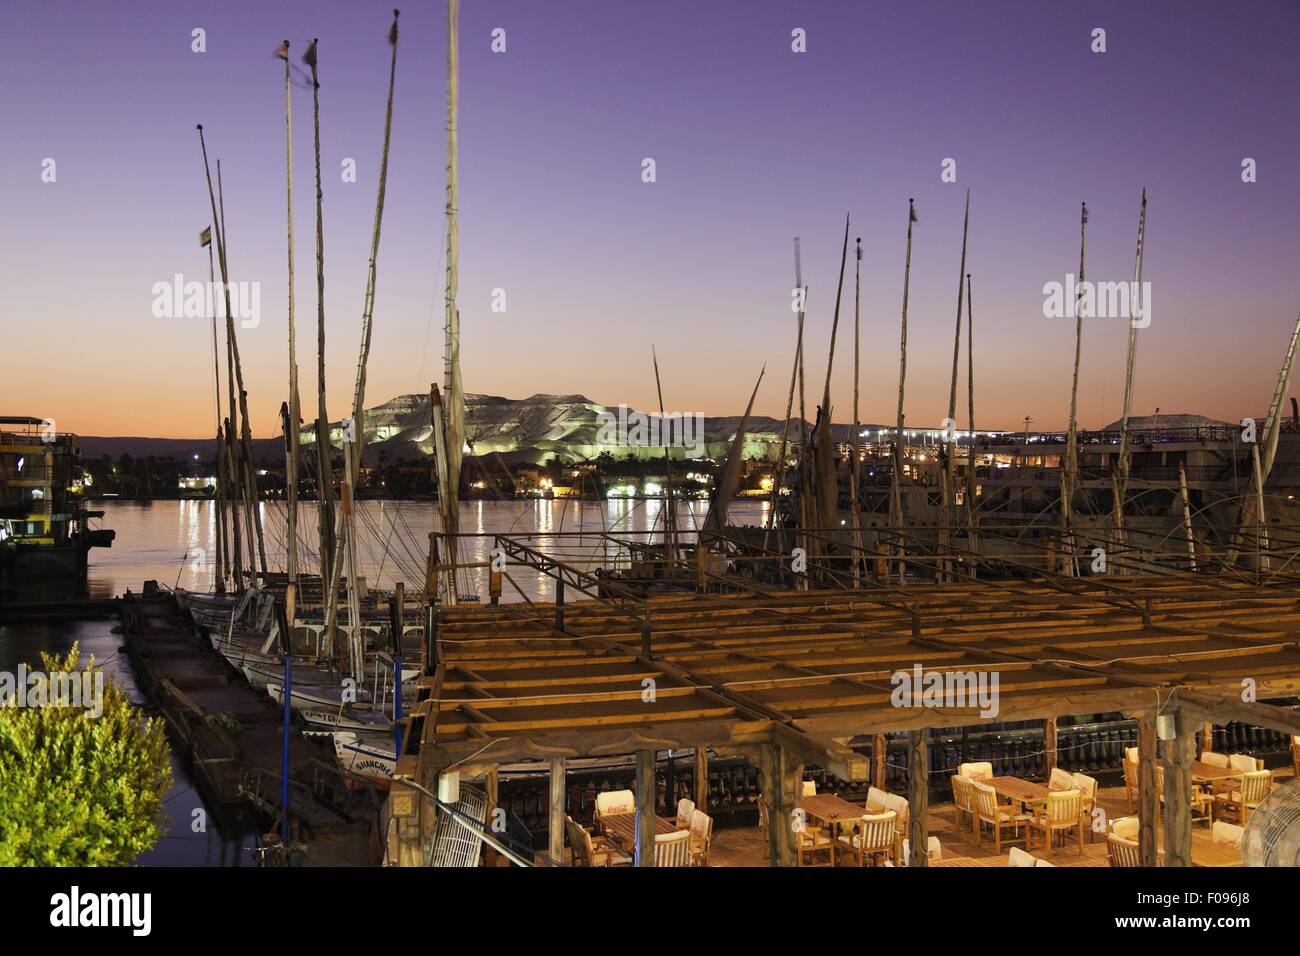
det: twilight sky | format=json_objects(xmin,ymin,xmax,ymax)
[{"xmin": 2, "ymin": 0, "xmax": 1298, "ymax": 439}]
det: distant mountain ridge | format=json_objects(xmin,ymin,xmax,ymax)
[{"xmin": 81, "ymin": 391, "xmax": 888, "ymax": 464}]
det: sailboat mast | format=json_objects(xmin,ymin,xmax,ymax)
[
  {"xmin": 942, "ymin": 191, "xmax": 970, "ymax": 581},
  {"xmin": 652, "ymin": 346, "xmax": 676, "ymax": 563},
  {"xmin": 439, "ymin": 0, "xmax": 464, "ymax": 604},
  {"xmin": 218, "ymin": 160, "xmax": 268, "ymax": 582},
  {"xmin": 1111, "ymin": 188, "xmax": 1147, "ymax": 571},
  {"xmin": 305, "ymin": 39, "xmax": 336, "ymax": 601},
  {"xmin": 762, "ymin": 244, "xmax": 804, "ymax": 552},
  {"xmin": 964, "ymin": 273, "xmax": 977, "ymax": 542},
  {"xmin": 206, "ymin": 233, "xmax": 228, "ymax": 588},
  {"xmin": 279, "ymin": 40, "xmax": 301, "ymax": 590},
  {"xmin": 850, "ymin": 237, "xmax": 862, "ymax": 586},
  {"xmin": 1063, "ymin": 202, "xmax": 1087, "ymax": 575},
  {"xmin": 891, "ymin": 198, "xmax": 917, "ymax": 583},
  {"xmin": 326, "ymin": 9, "xmax": 401, "ymax": 676}
]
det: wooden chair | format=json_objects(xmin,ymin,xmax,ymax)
[
  {"xmin": 951, "ymin": 774, "xmax": 975, "ymax": 830},
  {"xmin": 653, "ymin": 829, "xmax": 692, "ymax": 867},
  {"xmin": 1122, "ymin": 756, "xmax": 1138, "ymax": 813},
  {"xmin": 1048, "ymin": 767, "xmax": 1074, "ymax": 790},
  {"xmin": 687, "ymin": 809, "xmax": 713, "ymax": 867},
  {"xmin": 1214, "ymin": 769, "xmax": 1272, "ymax": 825},
  {"xmin": 1106, "ymin": 833, "xmax": 1142, "ymax": 867},
  {"xmin": 1228, "ymin": 753, "xmax": 1261, "ymax": 774},
  {"xmin": 958, "ymin": 761, "xmax": 993, "ymax": 782},
  {"xmin": 1029, "ymin": 789, "xmax": 1085, "ymax": 855},
  {"xmin": 1200, "ymin": 750, "xmax": 1230, "ymax": 769},
  {"xmin": 901, "ymin": 835, "xmax": 942, "ymax": 864},
  {"xmin": 866, "ymin": 785, "xmax": 889, "ymax": 809},
  {"xmin": 1008, "ymin": 846, "xmax": 1037, "ymax": 867},
  {"xmin": 1212, "ymin": 820, "xmax": 1243, "ymax": 849},
  {"xmin": 795, "ymin": 819, "xmax": 836, "ymax": 867},
  {"xmin": 835, "ymin": 811, "xmax": 896, "ymax": 867},
  {"xmin": 1191, "ymin": 783, "xmax": 1215, "ymax": 827},
  {"xmin": 801, "ymin": 780, "xmax": 817, "ymax": 797},
  {"xmin": 972, "ymin": 780, "xmax": 1030, "ymax": 852},
  {"xmin": 881, "ymin": 791, "xmax": 910, "ymax": 862},
  {"xmin": 1110, "ymin": 815, "xmax": 1139, "ymax": 840},
  {"xmin": 593, "ymin": 789, "xmax": 635, "ymax": 833},
  {"xmin": 566, "ymin": 815, "xmax": 631, "ymax": 867},
  {"xmin": 1072, "ymin": 771, "xmax": 1099, "ymax": 841},
  {"xmin": 675, "ymin": 797, "xmax": 695, "ymax": 828}
]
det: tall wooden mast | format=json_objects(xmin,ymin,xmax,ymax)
[
  {"xmin": 278, "ymin": 40, "xmax": 301, "ymax": 590},
  {"xmin": 437, "ymin": 0, "xmax": 464, "ymax": 604},
  {"xmin": 1111, "ymin": 189, "xmax": 1147, "ymax": 572},
  {"xmin": 1062, "ymin": 202, "xmax": 1087, "ymax": 575},
  {"xmin": 850, "ymin": 237, "xmax": 862, "ymax": 585},
  {"xmin": 891, "ymin": 199, "xmax": 917, "ymax": 583},
  {"xmin": 305, "ymin": 38, "xmax": 336, "ymax": 601},
  {"xmin": 941, "ymin": 191, "xmax": 970, "ymax": 581}
]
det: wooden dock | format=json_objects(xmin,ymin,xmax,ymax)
[{"xmin": 120, "ymin": 583, "xmax": 381, "ymax": 865}]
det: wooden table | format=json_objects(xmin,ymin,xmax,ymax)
[
  {"xmin": 984, "ymin": 776, "xmax": 1050, "ymax": 808},
  {"xmin": 1149, "ymin": 828, "xmax": 1243, "ymax": 867},
  {"xmin": 797, "ymin": 793, "xmax": 875, "ymax": 828},
  {"xmin": 599, "ymin": 812, "xmax": 681, "ymax": 849},
  {"xmin": 1191, "ymin": 762, "xmax": 1241, "ymax": 786}
]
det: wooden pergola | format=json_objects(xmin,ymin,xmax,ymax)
[{"xmin": 389, "ymin": 574, "xmax": 1300, "ymax": 866}]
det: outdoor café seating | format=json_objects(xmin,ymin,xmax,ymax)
[
  {"xmin": 653, "ymin": 829, "xmax": 692, "ymax": 867},
  {"xmin": 795, "ymin": 820, "xmax": 836, "ymax": 867},
  {"xmin": 1212, "ymin": 820, "xmax": 1244, "ymax": 849},
  {"xmin": 835, "ymin": 810, "xmax": 896, "ymax": 867},
  {"xmin": 1028, "ymin": 789, "xmax": 1085, "ymax": 855},
  {"xmin": 593, "ymin": 789, "xmax": 635, "ymax": 833},
  {"xmin": 675, "ymin": 798, "xmax": 695, "ymax": 828},
  {"xmin": 901, "ymin": 836, "xmax": 943, "ymax": 863},
  {"xmin": 972, "ymin": 780, "xmax": 1030, "ymax": 852},
  {"xmin": 951, "ymin": 775, "xmax": 975, "ymax": 829},
  {"xmin": 566, "ymin": 814, "xmax": 631, "ymax": 867},
  {"xmin": 688, "ymin": 809, "xmax": 713, "ymax": 866},
  {"xmin": 1009, "ymin": 846, "xmax": 1053, "ymax": 867},
  {"xmin": 1106, "ymin": 833, "xmax": 1141, "ymax": 867},
  {"xmin": 1214, "ymin": 769, "xmax": 1272, "ymax": 825}
]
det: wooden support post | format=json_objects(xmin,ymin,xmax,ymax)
[
  {"xmin": 873, "ymin": 733, "xmax": 888, "ymax": 790},
  {"xmin": 641, "ymin": 606, "xmax": 652, "ymax": 658},
  {"xmin": 634, "ymin": 749, "xmax": 656, "ymax": 867},
  {"xmin": 1163, "ymin": 710, "xmax": 1195, "ymax": 867},
  {"xmin": 555, "ymin": 577, "xmax": 565, "ymax": 632},
  {"xmin": 1201, "ymin": 722, "xmax": 1214, "ymax": 753},
  {"xmin": 1137, "ymin": 712, "xmax": 1158, "ymax": 867},
  {"xmin": 483, "ymin": 766, "xmax": 499, "ymax": 867},
  {"xmin": 908, "ymin": 729, "xmax": 929, "ymax": 866},
  {"xmin": 760, "ymin": 742, "xmax": 802, "ymax": 867},
  {"xmin": 547, "ymin": 757, "xmax": 565, "ymax": 865},
  {"xmin": 489, "ymin": 567, "xmax": 501, "ymax": 605},
  {"xmin": 696, "ymin": 544, "xmax": 708, "ymax": 592},
  {"xmin": 1044, "ymin": 717, "xmax": 1058, "ymax": 775},
  {"xmin": 693, "ymin": 746, "xmax": 708, "ymax": 812}
]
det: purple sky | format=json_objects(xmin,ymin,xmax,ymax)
[{"xmin": 2, "ymin": 0, "xmax": 1298, "ymax": 438}]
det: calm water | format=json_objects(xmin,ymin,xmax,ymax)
[{"xmin": 0, "ymin": 498, "xmax": 767, "ymax": 865}]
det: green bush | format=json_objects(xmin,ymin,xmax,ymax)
[{"xmin": 0, "ymin": 645, "xmax": 171, "ymax": 865}]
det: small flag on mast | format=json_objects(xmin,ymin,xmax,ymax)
[
  {"xmin": 200, "ymin": 226, "xmax": 212, "ymax": 248},
  {"xmin": 273, "ymin": 40, "xmax": 289, "ymax": 60}
]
